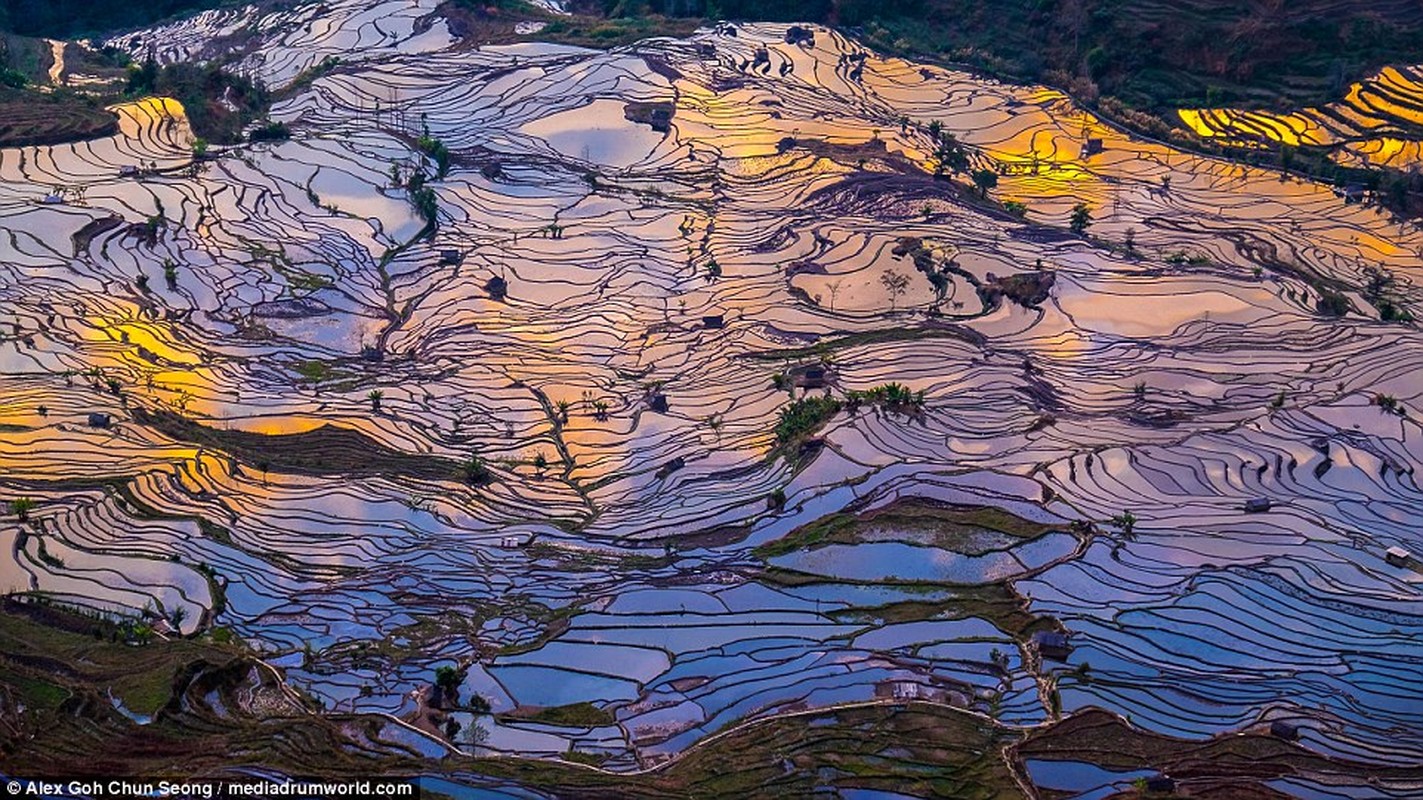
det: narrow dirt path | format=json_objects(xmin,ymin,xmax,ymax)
[{"xmin": 46, "ymin": 39, "xmax": 66, "ymax": 86}]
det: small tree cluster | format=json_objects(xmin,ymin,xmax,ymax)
[
  {"xmin": 931, "ymin": 128, "xmax": 969, "ymax": 177},
  {"xmin": 844, "ymin": 382, "xmax": 925, "ymax": 411},
  {"xmin": 462, "ymin": 455, "xmax": 491, "ymax": 484},
  {"xmin": 417, "ymin": 134, "xmax": 451, "ymax": 179},
  {"xmin": 774, "ymin": 395, "xmax": 841, "ymax": 444},
  {"xmin": 10, "ymin": 497, "xmax": 36, "ymax": 522},
  {"xmin": 1069, "ymin": 203, "xmax": 1093, "ymax": 235}
]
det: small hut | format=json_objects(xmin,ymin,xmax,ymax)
[
  {"xmin": 793, "ymin": 365, "xmax": 830, "ymax": 390},
  {"xmin": 1244, "ymin": 497, "xmax": 1272, "ymax": 513},
  {"xmin": 1032, "ymin": 630, "xmax": 1072, "ymax": 661},
  {"xmin": 1145, "ymin": 776, "xmax": 1175, "ymax": 793},
  {"xmin": 485, "ymin": 275, "xmax": 508, "ymax": 301},
  {"xmin": 784, "ymin": 26, "xmax": 815, "ymax": 46}
]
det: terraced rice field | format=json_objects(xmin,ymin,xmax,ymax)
[
  {"xmin": 1, "ymin": 2, "xmax": 1421, "ymax": 794},
  {"xmin": 1180, "ymin": 65, "xmax": 1423, "ymax": 168}
]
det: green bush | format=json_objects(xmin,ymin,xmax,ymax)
[
  {"xmin": 10, "ymin": 496, "xmax": 35, "ymax": 521},
  {"xmin": 845, "ymin": 382, "xmax": 924, "ymax": 410},
  {"xmin": 249, "ymin": 121, "xmax": 291, "ymax": 142},
  {"xmin": 416, "ymin": 134, "xmax": 450, "ymax": 179},
  {"xmin": 774, "ymin": 395, "xmax": 841, "ymax": 443},
  {"xmin": 1316, "ymin": 289, "xmax": 1349, "ymax": 317}
]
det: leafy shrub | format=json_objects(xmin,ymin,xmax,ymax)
[
  {"xmin": 1316, "ymin": 289, "xmax": 1349, "ymax": 317},
  {"xmin": 417, "ymin": 134, "xmax": 450, "ymax": 179},
  {"xmin": 844, "ymin": 382, "xmax": 925, "ymax": 410},
  {"xmin": 249, "ymin": 121, "xmax": 291, "ymax": 142},
  {"xmin": 774, "ymin": 395, "xmax": 841, "ymax": 443}
]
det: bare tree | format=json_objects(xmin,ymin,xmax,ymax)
[{"xmin": 880, "ymin": 269, "xmax": 911, "ymax": 312}]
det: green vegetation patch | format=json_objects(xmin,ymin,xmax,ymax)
[
  {"xmin": 757, "ymin": 511, "xmax": 857, "ymax": 559},
  {"xmin": 774, "ymin": 395, "xmax": 842, "ymax": 444},
  {"xmin": 417, "ymin": 134, "xmax": 451, "ymax": 179},
  {"xmin": 0, "ymin": 31, "xmax": 52, "ymax": 83},
  {"xmin": 292, "ymin": 359, "xmax": 335, "ymax": 384},
  {"xmin": 756, "ymin": 499, "xmax": 1056, "ymax": 560},
  {"xmin": 125, "ymin": 57, "xmax": 271, "ymax": 144},
  {"xmin": 0, "ymin": 598, "xmax": 242, "ymax": 722},
  {"xmin": 0, "ymin": 0, "xmax": 228, "ymax": 38},
  {"xmin": 505, "ymin": 701, "xmax": 616, "ymax": 728},
  {"xmin": 131, "ymin": 406, "xmax": 464, "ymax": 481},
  {"xmin": 0, "ymin": 86, "xmax": 118, "ymax": 147},
  {"xmin": 1016, "ymin": 708, "xmax": 1423, "ymax": 790},
  {"xmin": 8, "ymin": 674, "xmax": 69, "ymax": 710},
  {"xmin": 748, "ymin": 325, "xmax": 985, "ymax": 364},
  {"xmin": 1, "ymin": 600, "xmax": 1383, "ymax": 798},
  {"xmin": 834, "ymin": 582, "xmax": 1050, "ymax": 639}
]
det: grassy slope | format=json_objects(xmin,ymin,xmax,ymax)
[
  {"xmin": 0, "ymin": 87, "xmax": 118, "ymax": 146},
  {"xmin": 547, "ymin": 0, "xmax": 1423, "ymax": 207},
  {"xmin": 0, "ymin": 0, "xmax": 236, "ymax": 40},
  {"xmin": 480, "ymin": 0, "xmax": 1423, "ymax": 114},
  {"xmin": 6, "ymin": 0, "xmax": 1423, "ymax": 164},
  {"xmin": 0, "ymin": 32, "xmax": 121, "ymax": 146},
  {"xmin": 0, "ymin": 0, "xmax": 270, "ymax": 146},
  {"xmin": 4, "ymin": 602, "xmax": 1407, "ymax": 797},
  {"xmin": 0, "ymin": 600, "xmax": 1023, "ymax": 794},
  {"xmin": 698, "ymin": 0, "xmax": 1423, "ymax": 112}
]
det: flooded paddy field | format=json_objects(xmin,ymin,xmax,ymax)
[
  {"xmin": 0, "ymin": 2, "xmax": 1421, "ymax": 795},
  {"xmin": 1181, "ymin": 65, "xmax": 1423, "ymax": 169}
]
